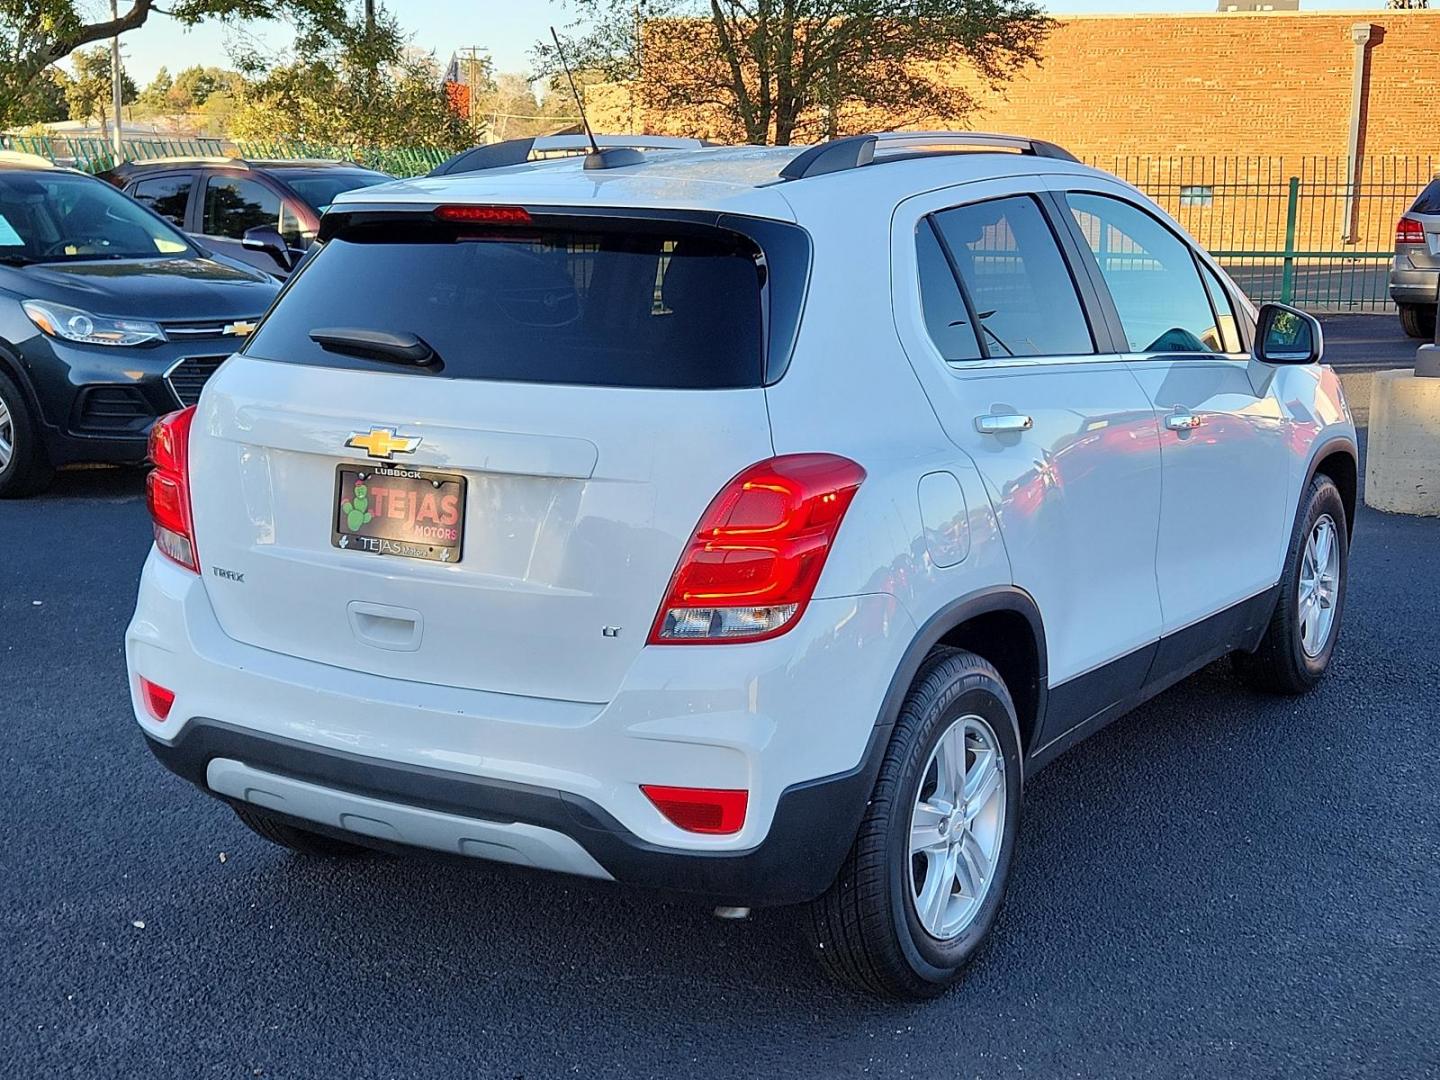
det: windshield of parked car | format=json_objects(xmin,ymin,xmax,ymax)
[
  {"xmin": 0, "ymin": 171, "xmax": 193, "ymax": 264},
  {"xmin": 278, "ymin": 169, "xmax": 391, "ymax": 214}
]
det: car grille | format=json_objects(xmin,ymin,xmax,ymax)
[
  {"xmin": 165, "ymin": 355, "xmax": 228, "ymax": 407},
  {"xmin": 161, "ymin": 317, "xmax": 263, "ymax": 342}
]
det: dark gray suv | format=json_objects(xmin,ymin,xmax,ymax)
[
  {"xmin": 1391, "ymin": 176, "xmax": 1440, "ymax": 339},
  {"xmin": 100, "ymin": 158, "xmax": 391, "ymax": 279}
]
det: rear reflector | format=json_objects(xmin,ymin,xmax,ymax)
[
  {"xmin": 139, "ymin": 677, "xmax": 175, "ymax": 721},
  {"xmin": 641, "ymin": 785, "xmax": 748, "ymax": 835},
  {"xmin": 649, "ymin": 454, "xmax": 866, "ymax": 644},
  {"xmin": 1396, "ymin": 216, "xmax": 1425, "ymax": 245},
  {"xmin": 435, "ymin": 204, "xmax": 532, "ymax": 224}
]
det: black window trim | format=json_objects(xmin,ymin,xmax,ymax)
[
  {"xmin": 126, "ymin": 170, "xmax": 199, "ymax": 232},
  {"xmin": 918, "ymin": 191, "xmax": 1118, "ymax": 366},
  {"xmin": 199, "ymin": 169, "xmax": 286, "ymax": 240},
  {"xmin": 1057, "ymin": 187, "xmax": 1253, "ymax": 359}
]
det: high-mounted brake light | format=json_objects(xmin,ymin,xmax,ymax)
[
  {"xmin": 649, "ymin": 454, "xmax": 866, "ymax": 645},
  {"xmin": 1396, "ymin": 216, "xmax": 1425, "ymax": 245},
  {"xmin": 146, "ymin": 406, "xmax": 199, "ymax": 572},
  {"xmin": 138, "ymin": 677, "xmax": 175, "ymax": 722},
  {"xmin": 641, "ymin": 785, "xmax": 748, "ymax": 835},
  {"xmin": 435, "ymin": 204, "xmax": 532, "ymax": 224}
]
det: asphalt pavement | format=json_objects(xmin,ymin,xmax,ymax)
[
  {"xmin": 2, "ymin": 442, "xmax": 1437, "ymax": 1079},
  {"xmin": 1316, "ymin": 313, "xmax": 1427, "ymax": 371}
]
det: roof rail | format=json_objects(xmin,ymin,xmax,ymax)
[
  {"xmin": 118, "ymin": 155, "xmax": 246, "ymax": 168},
  {"xmin": 779, "ymin": 131, "xmax": 1079, "ymax": 181},
  {"xmin": 429, "ymin": 135, "xmax": 708, "ymax": 176}
]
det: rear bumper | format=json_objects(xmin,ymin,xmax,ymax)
[
  {"xmin": 144, "ymin": 717, "xmax": 884, "ymax": 905},
  {"xmin": 1389, "ymin": 262, "xmax": 1439, "ymax": 306},
  {"xmin": 126, "ymin": 550, "xmax": 911, "ymax": 905}
]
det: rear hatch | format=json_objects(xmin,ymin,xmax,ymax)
[{"xmin": 187, "ymin": 207, "xmax": 800, "ymax": 704}]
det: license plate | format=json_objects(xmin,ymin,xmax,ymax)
[{"xmin": 332, "ymin": 465, "xmax": 465, "ymax": 563}]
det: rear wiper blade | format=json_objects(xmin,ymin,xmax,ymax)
[{"xmin": 308, "ymin": 327, "xmax": 440, "ymax": 367}]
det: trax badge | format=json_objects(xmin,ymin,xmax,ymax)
[
  {"xmin": 346, "ymin": 427, "xmax": 423, "ymax": 460},
  {"xmin": 222, "ymin": 320, "xmax": 258, "ymax": 337}
]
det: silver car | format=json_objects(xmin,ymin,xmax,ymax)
[{"xmin": 1391, "ymin": 176, "xmax": 1440, "ymax": 339}]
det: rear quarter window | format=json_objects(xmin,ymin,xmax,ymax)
[
  {"xmin": 1411, "ymin": 180, "xmax": 1440, "ymax": 214},
  {"xmin": 244, "ymin": 217, "xmax": 769, "ymax": 390}
]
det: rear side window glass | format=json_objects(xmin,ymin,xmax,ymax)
[
  {"xmin": 916, "ymin": 220, "xmax": 982, "ymax": 363},
  {"xmin": 203, "ymin": 177, "xmax": 281, "ymax": 238},
  {"xmin": 131, "ymin": 175, "xmax": 191, "ymax": 228},
  {"xmin": 1067, "ymin": 192, "xmax": 1224, "ymax": 355},
  {"xmin": 931, "ymin": 196, "xmax": 1094, "ymax": 359},
  {"xmin": 245, "ymin": 220, "xmax": 766, "ymax": 389},
  {"xmin": 1411, "ymin": 180, "xmax": 1440, "ymax": 214}
]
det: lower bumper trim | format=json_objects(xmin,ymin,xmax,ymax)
[{"xmin": 208, "ymin": 757, "xmax": 614, "ymax": 879}]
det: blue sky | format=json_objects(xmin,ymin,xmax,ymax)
[{"xmin": 114, "ymin": 0, "xmax": 1380, "ymax": 85}]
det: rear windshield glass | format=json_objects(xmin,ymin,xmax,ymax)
[
  {"xmin": 244, "ymin": 218, "xmax": 766, "ymax": 389},
  {"xmin": 1412, "ymin": 179, "xmax": 1440, "ymax": 214}
]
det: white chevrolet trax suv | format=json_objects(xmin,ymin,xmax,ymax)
[{"xmin": 126, "ymin": 133, "xmax": 1357, "ymax": 999}]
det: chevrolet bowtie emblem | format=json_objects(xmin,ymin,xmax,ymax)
[
  {"xmin": 223, "ymin": 320, "xmax": 258, "ymax": 337},
  {"xmin": 346, "ymin": 427, "xmax": 422, "ymax": 459}
]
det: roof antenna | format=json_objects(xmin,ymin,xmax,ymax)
[
  {"xmin": 550, "ymin": 26, "xmax": 643, "ymax": 170},
  {"xmin": 551, "ymin": 26, "xmax": 600, "ymax": 156}
]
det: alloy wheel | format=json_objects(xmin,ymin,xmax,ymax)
[
  {"xmin": 908, "ymin": 714, "xmax": 1007, "ymax": 940},
  {"xmin": 1298, "ymin": 513, "xmax": 1340, "ymax": 658},
  {"xmin": 0, "ymin": 391, "xmax": 13, "ymax": 473}
]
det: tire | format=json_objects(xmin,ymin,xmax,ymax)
[
  {"xmin": 0, "ymin": 370, "xmax": 55, "ymax": 499},
  {"xmin": 232, "ymin": 804, "xmax": 372, "ymax": 857},
  {"xmin": 1399, "ymin": 303, "xmax": 1436, "ymax": 340},
  {"xmin": 1233, "ymin": 474, "xmax": 1348, "ymax": 695},
  {"xmin": 806, "ymin": 648, "xmax": 1023, "ymax": 999}
]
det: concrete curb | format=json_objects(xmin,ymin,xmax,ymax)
[{"xmin": 1364, "ymin": 369, "xmax": 1440, "ymax": 517}]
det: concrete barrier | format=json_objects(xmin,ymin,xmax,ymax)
[{"xmin": 1364, "ymin": 369, "xmax": 1440, "ymax": 517}]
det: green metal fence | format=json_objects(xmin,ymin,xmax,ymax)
[
  {"xmin": 6, "ymin": 137, "xmax": 1435, "ymax": 311},
  {"xmin": 1090, "ymin": 155, "xmax": 1439, "ymax": 312}
]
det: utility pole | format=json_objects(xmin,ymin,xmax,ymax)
[{"xmin": 109, "ymin": 0, "xmax": 124, "ymax": 160}]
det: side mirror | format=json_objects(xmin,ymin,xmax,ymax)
[
  {"xmin": 241, "ymin": 225, "xmax": 296, "ymax": 272},
  {"xmin": 1255, "ymin": 302, "xmax": 1323, "ymax": 365}
]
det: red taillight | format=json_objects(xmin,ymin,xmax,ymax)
[
  {"xmin": 435, "ymin": 204, "xmax": 532, "ymax": 224},
  {"xmin": 146, "ymin": 406, "xmax": 198, "ymax": 572},
  {"xmin": 649, "ymin": 454, "xmax": 866, "ymax": 644},
  {"xmin": 138, "ymin": 677, "xmax": 175, "ymax": 722},
  {"xmin": 1397, "ymin": 216, "xmax": 1425, "ymax": 245},
  {"xmin": 641, "ymin": 785, "xmax": 748, "ymax": 835}
]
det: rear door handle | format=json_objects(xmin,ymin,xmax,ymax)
[
  {"xmin": 974, "ymin": 413, "xmax": 1034, "ymax": 435},
  {"xmin": 1165, "ymin": 411, "xmax": 1203, "ymax": 432}
]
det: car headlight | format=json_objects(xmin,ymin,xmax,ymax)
[{"xmin": 22, "ymin": 300, "xmax": 163, "ymax": 347}]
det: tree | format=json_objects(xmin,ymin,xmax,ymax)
[
  {"xmin": 541, "ymin": 0, "xmax": 1053, "ymax": 146},
  {"xmin": 63, "ymin": 45, "xmax": 137, "ymax": 129},
  {"xmin": 228, "ymin": 6, "xmax": 479, "ymax": 150},
  {"xmin": 5, "ymin": 63, "xmax": 68, "ymax": 124},
  {"xmin": 0, "ymin": 0, "xmax": 345, "ymax": 126}
]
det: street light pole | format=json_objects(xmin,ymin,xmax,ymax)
[{"xmin": 109, "ymin": 0, "xmax": 124, "ymax": 160}]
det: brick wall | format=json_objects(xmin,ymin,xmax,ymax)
[
  {"xmin": 951, "ymin": 11, "xmax": 1439, "ymax": 160},
  {"xmin": 590, "ymin": 11, "xmax": 1440, "ymax": 160},
  {"xmin": 586, "ymin": 11, "xmax": 1440, "ymax": 257}
]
